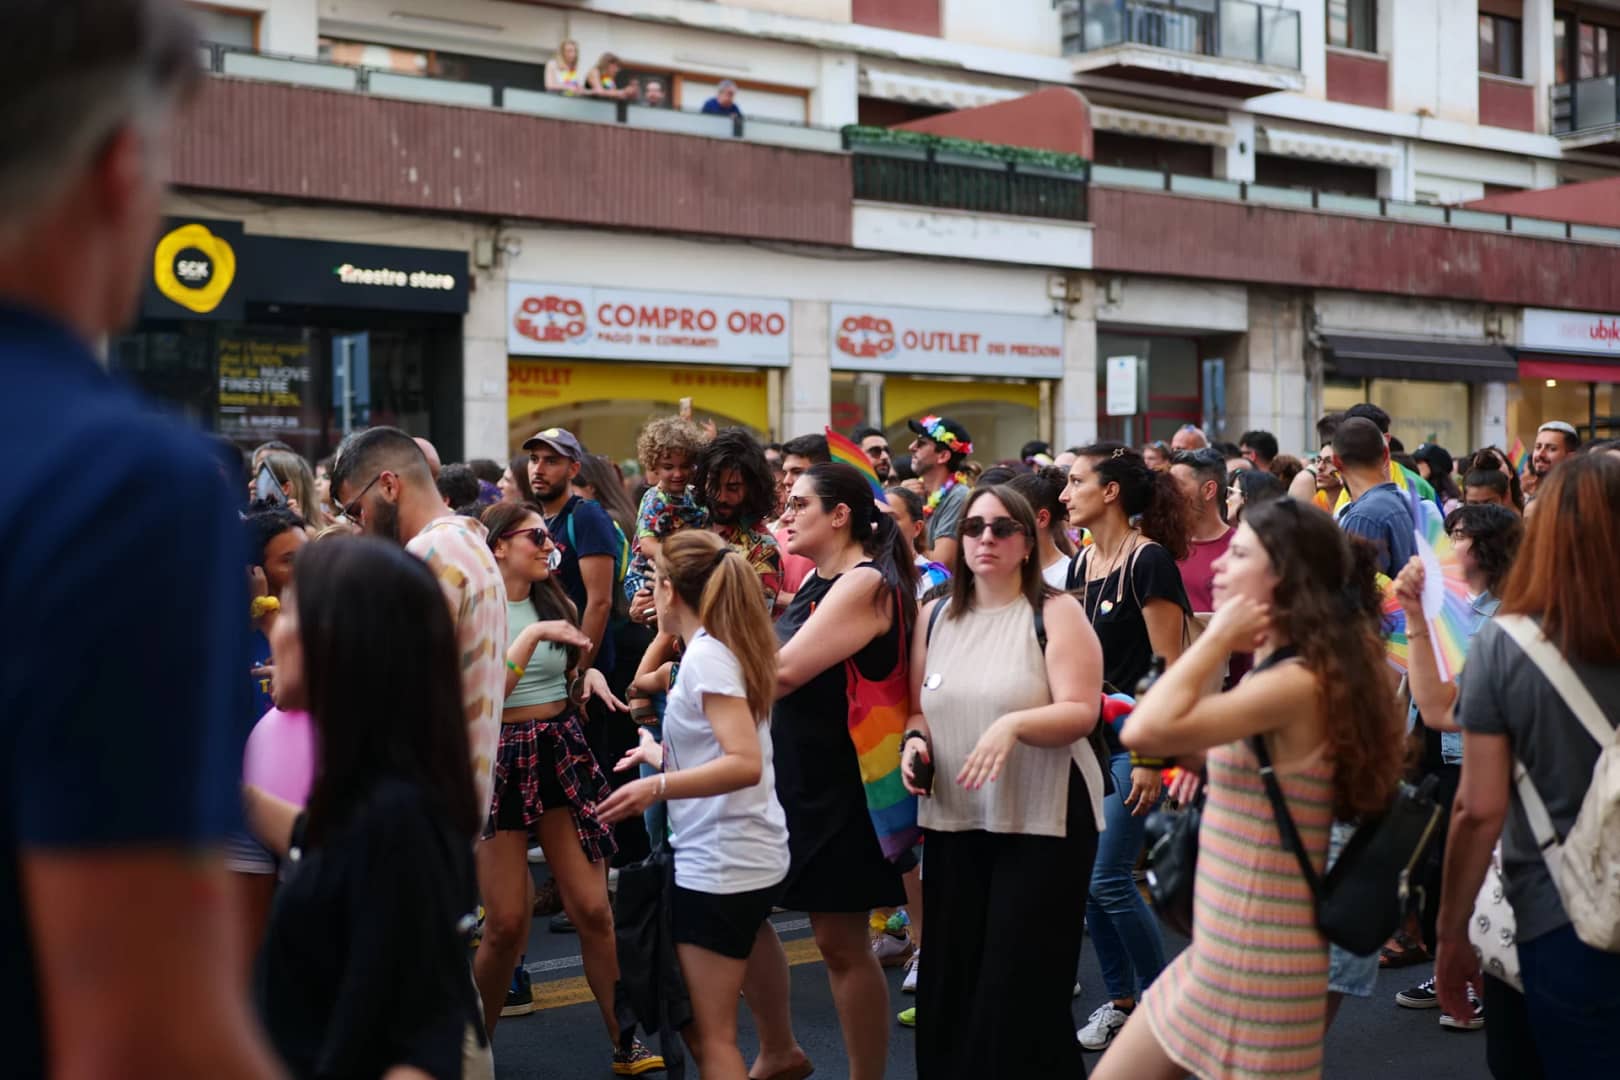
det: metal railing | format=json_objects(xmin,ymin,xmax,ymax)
[
  {"xmin": 195, "ymin": 42, "xmax": 848, "ymax": 154},
  {"xmin": 1058, "ymin": 0, "xmax": 1301, "ymax": 69},
  {"xmin": 1551, "ymin": 76, "xmax": 1619, "ymax": 134},
  {"xmin": 1090, "ymin": 163, "xmax": 1620, "ymax": 244},
  {"xmin": 849, "ymin": 143, "xmax": 1089, "ymax": 222}
]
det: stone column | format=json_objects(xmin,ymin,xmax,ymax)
[
  {"xmin": 463, "ymin": 264, "xmax": 513, "ymax": 461},
  {"xmin": 1055, "ymin": 275, "xmax": 1098, "ymax": 450},
  {"xmin": 780, "ymin": 300, "xmax": 831, "ymax": 439},
  {"xmin": 1226, "ymin": 290, "xmax": 1309, "ymax": 454}
]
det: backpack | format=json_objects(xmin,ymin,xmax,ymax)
[
  {"xmin": 926, "ymin": 598, "xmax": 1115, "ymax": 797},
  {"xmin": 1495, "ymin": 614, "xmax": 1620, "ymax": 953},
  {"xmin": 564, "ymin": 499, "xmax": 633, "ymax": 624}
]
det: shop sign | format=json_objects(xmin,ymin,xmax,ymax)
[
  {"xmin": 828, "ymin": 304, "xmax": 1063, "ymax": 378},
  {"xmin": 1106, "ymin": 356, "xmax": 1139, "ymax": 416},
  {"xmin": 1522, "ymin": 308, "xmax": 1620, "ymax": 356},
  {"xmin": 507, "ymin": 282, "xmax": 791, "ymax": 367},
  {"xmin": 143, "ymin": 218, "xmax": 246, "ymax": 320}
]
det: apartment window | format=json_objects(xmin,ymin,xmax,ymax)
[
  {"xmin": 1326, "ymin": 0, "xmax": 1375, "ymax": 52},
  {"xmin": 187, "ymin": 4, "xmax": 257, "ymax": 49},
  {"xmin": 318, "ymin": 38, "xmax": 547, "ymax": 95},
  {"xmin": 1579, "ymin": 21, "xmax": 1618, "ymax": 79},
  {"xmin": 1479, "ymin": 15, "xmax": 1523, "ymax": 78}
]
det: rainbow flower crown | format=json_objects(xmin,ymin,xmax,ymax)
[{"xmin": 916, "ymin": 415, "xmax": 973, "ymax": 456}]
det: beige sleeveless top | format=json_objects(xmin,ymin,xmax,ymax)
[{"xmin": 919, "ymin": 596, "xmax": 1106, "ymax": 837}]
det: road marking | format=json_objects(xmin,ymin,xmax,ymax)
[
  {"xmin": 528, "ymin": 935, "xmax": 824, "ymax": 1012},
  {"xmin": 524, "ymin": 918, "xmax": 812, "ymax": 978}
]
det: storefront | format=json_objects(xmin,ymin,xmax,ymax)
[
  {"xmin": 1318, "ymin": 334, "xmax": 1519, "ymax": 453},
  {"xmin": 1096, "ymin": 333, "xmax": 1210, "ymax": 447},
  {"xmin": 828, "ymin": 303, "xmax": 1062, "ymax": 463},
  {"xmin": 111, "ymin": 217, "xmax": 469, "ymax": 461},
  {"xmin": 1514, "ymin": 309, "xmax": 1620, "ymax": 444},
  {"xmin": 505, "ymin": 282, "xmax": 787, "ymax": 457}
]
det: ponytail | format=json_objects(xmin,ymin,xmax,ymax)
[
  {"xmin": 807, "ymin": 462, "xmax": 918, "ymax": 631},
  {"xmin": 1077, "ymin": 444, "xmax": 1191, "ymax": 560},
  {"xmin": 658, "ymin": 531, "xmax": 778, "ymax": 722}
]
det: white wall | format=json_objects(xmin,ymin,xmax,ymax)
[
  {"xmin": 1389, "ymin": 0, "xmax": 1478, "ymax": 125},
  {"xmin": 1314, "ymin": 291, "xmax": 1497, "ymax": 340},
  {"xmin": 941, "ymin": 0, "xmax": 1061, "ymax": 57},
  {"xmin": 195, "ymin": 0, "xmax": 317, "ymax": 56},
  {"xmin": 718, "ymin": 0, "xmax": 851, "ymax": 22}
]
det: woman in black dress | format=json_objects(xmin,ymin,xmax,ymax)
[
  {"xmin": 244, "ymin": 537, "xmax": 486, "ymax": 1079},
  {"xmin": 742, "ymin": 462, "xmax": 918, "ymax": 1080}
]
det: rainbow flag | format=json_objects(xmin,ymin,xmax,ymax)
[
  {"xmin": 827, "ymin": 427, "xmax": 887, "ymax": 501},
  {"xmin": 1507, "ymin": 436, "xmax": 1529, "ymax": 475}
]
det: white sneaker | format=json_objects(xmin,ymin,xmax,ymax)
[
  {"xmin": 871, "ymin": 930, "xmax": 913, "ymax": 967},
  {"xmin": 527, "ymin": 845, "xmax": 545, "ymax": 864},
  {"xmin": 1073, "ymin": 981, "xmax": 1083, "ymax": 999},
  {"xmin": 902, "ymin": 950, "xmax": 920, "ymax": 993},
  {"xmin": 1077, "ymin": 1002, "xmax": 1131, "ymax": 1051}
]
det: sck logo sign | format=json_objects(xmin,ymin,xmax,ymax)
[
  {"xmin": 836, "ymin": 313, "xmax": 896, "ymax": 360},
  {"xmin": 153, "ymin": 223, "xmax": 236, "ymax": 314},
  {"xmin": 514, "ymin": 294, "xmax": 591, "ymax": 346}
]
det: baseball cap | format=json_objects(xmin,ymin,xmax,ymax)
[
  {"xmin": 522, "ymin": 427, "xmax": 583, "ymax": 461},
  {"xmin": 907, "ymin": 414, "xmax": 974, "ymax": 456}
]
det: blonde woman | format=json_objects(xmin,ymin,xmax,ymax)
[
  {"xmin": 262, "ymin": 449, "xmax": 333, "ymax": 529},
  {"xmin": 587, "ymin": 52, "xmax": 638, "ymax": 101},
  {"xmin": 544, "ymin": 39, "xmax": 584, "ymax": 95}
]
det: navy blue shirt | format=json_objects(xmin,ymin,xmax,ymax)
[
  {"xmin": 0, "ymin": 304, "xmax": 249, "ymax": 1074},
  {"xmin": 1339, "ymin": 481, "xmax": 1418, "ymax": 577},
  {"xmin": 545, "ymin": 494, "xmax": 619, "ymax": 674},
  {"xmin": 701, "ymin": 98, "xmax": 742, "ymax": 118}
]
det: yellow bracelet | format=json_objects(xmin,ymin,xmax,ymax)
[
  {"xmin": 250, "ymin": 596, "xmax": 280, "ymax": 620},
  {"xmin": 506, "ymin": 659, "xmax": 525, "ymax": 677}
]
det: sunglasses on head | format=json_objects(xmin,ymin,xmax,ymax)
[{"xmin": 960, "ymin": 516, "xmax": 1026, "ymax": 540}]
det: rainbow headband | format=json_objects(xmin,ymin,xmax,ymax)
[{"xmin": 915, "ymin": 415, "xmax": 972, "ymax": 456}]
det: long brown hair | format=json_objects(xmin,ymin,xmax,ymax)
[
  {"xmin": 1243, "ymin": 499, "xmax": 1404, "ymax": 820},
  {"xmin": 947, "ymin": 485, "xmax": 1055, "ymax": 620},
  {"xmin": 481, "ymin": 502, "xmax": 581, "ymax": 670},
  {"xmin": 1076, "ymin": 443, "xmax": 1191, "ymax": 560},
  {"xmin": 657, "ymin": 530, "xmax": 778, "ymax": 721},
  {"xmin": 1498, "ymin": 454, "xmax": 1620, "ymax": 664}
]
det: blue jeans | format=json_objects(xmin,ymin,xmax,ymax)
[
  {"xmin": 1085, "ymin": 751, "xmax": 1167, "ymax": 1001},
  {"xmin": 1519, "ymin": 922, "xmax": 1620, "ymax": 1071}
]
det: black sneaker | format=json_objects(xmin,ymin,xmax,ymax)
[
  {"xmin": 501, "ymin": 965, "xmax": 536, "ymax": 1017},
  {"xmin": 1439, "ymin": 984, "xmax": 1484, "ymax": 1031},
  {"xmin": 1396, "ymin": 977, "xmax": 1439, "ymax": 1009}
]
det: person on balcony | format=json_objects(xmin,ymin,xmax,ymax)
[
  {"xmin": 587, "ymin": 52, "xmax": 639, "ymax": 101},
  {"xmin": 544, "ymin": 39, "xmax": 585, "ymax": 96},
  {"xmin": 702, "ymin": 80, "xmax": 743, "ymax": 118}
]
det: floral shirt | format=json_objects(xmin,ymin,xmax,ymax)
[
  {"xmin": 625, "ymin": 486, "xmax": 709, "ymax": 600},
  {"xmin": 406, "ymin": 515, "xmax": 506, "ymax": 811},
  {"xmin": 715, "ymin": 520, "xmax": 785, "ymax": 617}
]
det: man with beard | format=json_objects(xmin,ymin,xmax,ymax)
[
  {"xmin": 694, "ymin": 427, "xmax": 785, "ymax": 616},
  {"xmin": 854, "ymin": 425, "xmax": 894, "ymax": 483},
  {"xmin": 522, "ymin": 428, "xmax": 618, "ymax": 679},
  {"xmin": 1524, "ymin": 420, "xmax": 1580, "ymax": 499},
  {"xmin": 329, "ymin": 426, "xmax": 507, "ymax": 811}
]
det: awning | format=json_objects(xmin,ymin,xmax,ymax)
[
  {"xmin": 858, "ymin": 68, "xmax": 1026, "ymax": 110},
  {"xmin": 1257, "ymin": 127, "xmax": 1401, "ymax": 170},
  {"xmin": 1517, "ymin": 355, "xmax": 1620, "ymax": 383},
  {"xmin": 1322, "ymin": 334, "xmax": 1519, "ymax": 383},
  {"xmin": 1092, "ymin": 105, "xmax": 1234, "ymax": 147}
]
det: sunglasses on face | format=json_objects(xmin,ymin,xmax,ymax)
[
  {"xmin": 960, "ymin": 516, "xmax": 1026, "ymax": 540},
  {"xmin": 501, "ymin": 526, "xmax": 552, "ymax": 547},
  {"xmin": 865, "ymin": 445, "xmax": 890, "ymax": 458}
]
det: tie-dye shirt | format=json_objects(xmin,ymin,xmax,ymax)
[{"xmin": 407, "ymin": 515, "xmax": 506, "ymax": 812}]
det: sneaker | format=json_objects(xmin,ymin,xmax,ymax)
[
  {"xmin": 501, "ymin": 965, "xmax": 536, "ymax": 1018},
  {"xmin": 611, "ymin": 1037, "xmax": 666, "ymax": 1075},
  {"xmin": 897, "ymin": 1006, "xmax": 916, "ymax": 1028},
  {"xmin": 872, "ymin": 930, "xmax": 913, "ymax": 968},
  {"xmin": 1439, "ymin": 984, "xmax": 1485, "ymax": 1032},
  {"xmin": 1077, "ymin": 1002, "xmax": 1132, "ymax": 1051},
  {"xmin": 901, "ymin": 950, "xmax": 920, "ymax": 993},
  {"xmin": 527, "ymin": 844, "xmax": 546, "ymax": 864},
  {"xmin": 550, "ymin": 910, "xmax": 576, "ymax": 934},
  {"xmin": 1396, "ymin": 977, "xmax": 1440, "ymax": 1009}
]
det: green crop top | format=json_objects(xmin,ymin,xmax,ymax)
[{"xmin": 505, "ymin": 599, "xmax": 570, "ymax": 708}]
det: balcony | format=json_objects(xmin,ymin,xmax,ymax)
[
  {"xmin": 1056, "ymin": 0, "xmax": 1304, "ymax": 98},
  {"xmin": 846, "ymin": 129, "xmax": 1088, "ymax": 222},
  {"xmin": 1551, "ymin": 77, "xmax": 1620, "ymax": 154}
]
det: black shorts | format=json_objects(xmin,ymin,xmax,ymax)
[{"xmin": 671, "ymin": 882, "xmax": 782, "ymax": 960}]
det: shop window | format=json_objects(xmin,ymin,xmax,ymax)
[
  {"xmin": 1323, "ymin": 377, "xmax": 1472, "ymax": 454},
  {"xmin": 318, "ymin": 37, "xmax": 548, "ymax": 95},
  {"xmin": 881, "ymin": 378, "xmax": 1040, "ymax": 466},
  {"xmin": 1479, "ymin": 14, "xmax": 1523, "ymax": 79},
  {"xmin": 1092, "ymin": 132, "xmax": 1213, "ymax": 178},
  {"xmin": 1509, "ymin": 378, "xmax": 1618, "ymax": 446},
  {"xmin": 1327, "ymin": 0, "xmax": 1376, "ymax": 53},
  {"xmin": 1255, "ymin": 154, "xmax": 1378, "ymax": 197},
  {"xmin": 188, "ymin": 4, "xmax": 257, "ymax": 49}
]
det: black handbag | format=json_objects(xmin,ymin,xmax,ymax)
[
  {"xmin": 1143, "ymin": 793, "xmax": 1202, "ymax": 939},
  {"xmin": 1251, "ymin": 734, "xmax": 1444, "ymax": 957}
]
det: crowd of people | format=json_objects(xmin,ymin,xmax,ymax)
[
  {"xmin": 6, "ymin": 6, "xmax": 1619, "ymax": 1079},
  {"xmin": 543, "ymin": 36, "xmax": 744, "ymax": 117}
]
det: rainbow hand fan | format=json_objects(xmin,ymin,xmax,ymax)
[
  {"xmin": 1377, "ymin": 572, "xmax": 1411, "ymax": 674},
  {"xmin": 826, "ymin": 427, "xmax": 888, "ymax": 502},
  {"xmin": 1412, "ymin": 499, "xmax": 1474, "ymax": 682}
]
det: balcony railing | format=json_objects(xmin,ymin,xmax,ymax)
[
  {"xmin": 1551, "ymin": 76, "xmax": 1620, "ymax": 135},
  {"xmin": 195, "ymin": 42, "xmax": 847, "ymax": 154},
  {"xmin": 1058, "ymin": 0, "xmax": 1301, "ymax": 70},
  {"xmin": 847, "ymin": 137, "xmax": 1089, "ymax": 222}
]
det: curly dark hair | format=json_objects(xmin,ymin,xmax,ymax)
[
  {"xmin": 692, "ymin": 427, "xmax": 776, "ymax": 527},
  {"xmin": 1242, "ymin": 498, "xmax": 1405, "ymax": 821},
  {"xmin": 1443, "ymin": 504, "xmax": 1523, "ymax": 596},
  {"xmin": 1075, "ymin": 443, "xmax": 1191, "ymax": 560}
]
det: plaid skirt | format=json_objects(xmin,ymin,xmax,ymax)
[{"xmin": 482, "ymin": 712, "xmax": 617, "ymax": 864}]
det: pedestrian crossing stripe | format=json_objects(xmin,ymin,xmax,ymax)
[{"xmin": 528, "ymin": 937, "xmax": 825, "ymax": 1012}]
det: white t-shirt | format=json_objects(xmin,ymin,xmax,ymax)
[
  {"xmin": 1042, "ymin": 556, "xmax": 1071, "ymax": 591},
  {"xmin": 663, "ymin": 630, "xmax": 790, "ymax": 894}
]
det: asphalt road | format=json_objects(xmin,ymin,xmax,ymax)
[{"xmin": 488, "ymin": 867, "xmax": 1489, "ymax": 1079}]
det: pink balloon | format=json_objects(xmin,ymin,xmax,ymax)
[{"xmin": 243, "ymin": 707, "xmax": 316, "ymax": 805}]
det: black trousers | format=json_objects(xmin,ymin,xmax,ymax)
[
  {"xmin": 1417, "ymin": 761, "xmax": 1461, "ymax": 951},
  {"xmin": 915, "ymin": 766, "xmax": 1098, "ymax": 1080},
  {"xmin": 1484, "ymin": 975, "xmax": 1544, "ymax": 1080}
]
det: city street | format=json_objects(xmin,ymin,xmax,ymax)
[{"xmin": 491, "ymin": 870, "xmax": 1488, "ymax": 1079}]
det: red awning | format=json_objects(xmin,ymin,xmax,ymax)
[{"xmin": 1517, "ymin": 355, "xmax": 1620, "ymax": 383}]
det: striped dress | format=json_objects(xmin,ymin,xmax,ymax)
[{"xmin": 1142, "ymin": 738, "xmax": 1334, "ymax": 1080}]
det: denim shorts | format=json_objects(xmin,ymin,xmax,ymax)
[{"xmin": 1326, "ymin": 820, "xmax": 1378, "ymax": 997}]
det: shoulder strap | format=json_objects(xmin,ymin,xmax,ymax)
[
  {"xmin": 1494, "ymin": 615, "xmax": 1615, "ymax": 748},
  {"xmin": 1033, "ymin": 602, "xmax": 1047, "ymax": 652},
  {"xmin": 1065, "ymin": 547, "xmax": 1088, "ymax": 591},
  {"xmin": 1249, "ymin": 734, "xmax": 1324, "ymax": 901},
  {"xmin": 926, "ymin": 597, "xmax": 947, "ymax": 645}
]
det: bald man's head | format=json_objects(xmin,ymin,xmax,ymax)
[{"xmin": 414, "ymin": 437, "xmax": 442, "ymax": 479}]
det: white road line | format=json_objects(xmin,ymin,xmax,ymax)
[{"xmin": 525, "ymin": 916, "xmax": 812, "ymax": 977}]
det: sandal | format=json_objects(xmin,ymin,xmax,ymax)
[{"xmin": 1379, "ymin": 929, "xmax": 1431, "ymax": 969}]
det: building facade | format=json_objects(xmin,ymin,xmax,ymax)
[{"xmin": 129, "ymin": 0, "xmax": 1620, "ymax": 466}]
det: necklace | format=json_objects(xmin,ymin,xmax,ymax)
[
  {"xmin": 1082, "ymin": 527, "xmax": 1139, "ymax": 625},
  {"xmin": 923, "ymin": 473, "xmax": 966, "ymax": 518}
]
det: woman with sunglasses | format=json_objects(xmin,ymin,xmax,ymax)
[
  {"xmin": 902, "ymin": 485, "xmax": 1105, "ymax": 1078},
  {"xmin": 474, "ymin": 503, "xmax": 663, "ymax": 1075}
]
